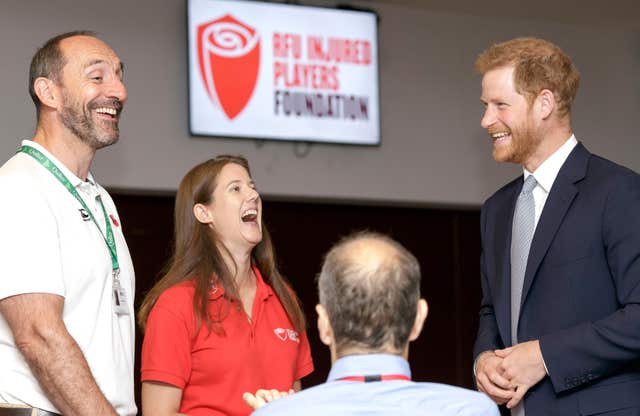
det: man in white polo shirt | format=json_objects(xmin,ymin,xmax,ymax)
[{"xmin": 0, "ymin": 31, "xmax": 136, "ymax": 415}]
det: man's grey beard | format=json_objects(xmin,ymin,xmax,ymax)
[{"xmin": 59, "ymin": 93, "xmax": 121, "ymax": 150}]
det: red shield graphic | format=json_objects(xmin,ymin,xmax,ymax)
[{"xmin": 197, "ymin": 15, "xmax": 260, "ymax": 120}]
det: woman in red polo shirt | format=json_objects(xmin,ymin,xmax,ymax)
[{"xmin": 138, "ymin": 155, "xmax": 313, "ymax": 416}]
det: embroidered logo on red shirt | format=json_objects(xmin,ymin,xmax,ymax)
[{"xmin": 274, "ymin": 328, "xmax": 300, "ymax": 343}]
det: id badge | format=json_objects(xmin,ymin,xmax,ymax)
[{"xmin": 112, "ymin": 279, "xmax": 130, "ymax": 315}]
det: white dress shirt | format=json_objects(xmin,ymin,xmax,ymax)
[{"xmin": 524, "ymin": 135, "xmax": 578, "ymax": 229}]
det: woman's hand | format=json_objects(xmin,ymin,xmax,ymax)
[{"xmin": 242, "ymin": 388, "xmax": 294, "ymax": 410}]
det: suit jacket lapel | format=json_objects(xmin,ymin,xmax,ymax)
[
  {"xmin": 520, "ymin": 143, "xmax": 590, "ymax": 307},
  {"xmin": 494, "ymin": 183, "xmax": 519, "ymax": 346}
]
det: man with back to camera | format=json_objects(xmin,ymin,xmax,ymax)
[
  {"xmin": 0, "ymin": 31, "xmax": 136, "ymax": 415},
  {"xmin": 473, "ymin": 37, "xmax": 640, "ymax": 415},
  {"xmin": 246, "ymin": 231, "xmax": 499, "ymax": 415}
]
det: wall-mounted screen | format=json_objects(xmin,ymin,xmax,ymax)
[{"xmin": 188, "ymin": 0, "xmax": 380, "ymax": 145}]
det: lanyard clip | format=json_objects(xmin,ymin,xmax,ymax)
[{"xmin": 112, "ymin": 268, "xmax": 121, "ymax": 282}]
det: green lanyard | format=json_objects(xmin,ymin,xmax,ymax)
[{"xmin": 18, "ymin": 145, "xmax": 120, "ymax": 277}]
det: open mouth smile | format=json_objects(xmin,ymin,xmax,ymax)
[
  {"xmin": 241, "ymin": 208, "xmax": 259, "ymax": 224},
  {"xmin": 490, "ymin": 131, "xmax": 511, "ymax": 144}
]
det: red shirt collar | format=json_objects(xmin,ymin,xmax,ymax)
[{"xmin": 209, "ymin": 264, "xmax": 273, "ymax": 300}]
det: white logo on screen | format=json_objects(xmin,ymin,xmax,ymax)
[
  {"xmin": 274, "ymin": 328, "xmax": 300, "ymax": 343},
  {"xmin": 202, "ymin": 21, "xmax": 259, "ymax": 58}
]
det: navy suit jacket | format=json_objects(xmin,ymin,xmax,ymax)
[{"xmin": 474, "ymin": 143, "xmax": 640, "ymax": 415}]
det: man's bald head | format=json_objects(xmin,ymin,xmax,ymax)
[{"xmin": 317, "ymin": 232, "xmax": 422, "ymax": 355}]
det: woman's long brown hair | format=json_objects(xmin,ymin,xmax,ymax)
[{"xmin": 138, "ymin": 155, "xmax": 306, "ymax": 334}]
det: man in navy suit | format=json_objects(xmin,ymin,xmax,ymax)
[{"xmin": 473, "ymin": 37, "xmax": 640, "ymax": 415}]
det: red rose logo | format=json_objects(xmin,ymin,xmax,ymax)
[{"xmin": 197, "ymin": 15, "xmax": 260, "ymax": 120}]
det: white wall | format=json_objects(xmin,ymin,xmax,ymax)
[{"xmin": 0, "ymin": 0, "xmax": 638, "ymax": 206}]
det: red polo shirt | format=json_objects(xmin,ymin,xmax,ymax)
[{"xmin": 141, "ymin": 267, "xmax": 314, "ymax": 416}]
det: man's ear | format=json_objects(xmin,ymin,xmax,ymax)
[
  {"xmin": 536, "ymin": 89, "xmax": 556, "ymax": 120},
  {"xmin": 193, "ymin": 203, "xmax": 213, "ymax": 224},
  {"xmin": 408, "ymin": 299, "xmax": 428, "ymax": 342},
  {"xmin": 316, "ymin": 304, "xmax": 333, "ymax": 346},
  {"xmin": 33, "ymin": 77, "xmax": 60, "ymax": 110}
]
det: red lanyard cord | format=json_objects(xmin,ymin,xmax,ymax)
[{"xmin": 337, "ymin": 374, "xmax": 410, "ymax": 382}]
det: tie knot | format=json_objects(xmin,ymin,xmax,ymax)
[{"xmin": 521, "ymin": 175, "xmax": 537, "ymax": 194}]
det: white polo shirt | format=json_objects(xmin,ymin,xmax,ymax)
[{"xmin": 0, "ymin": 140, "xmax": 137, "ymax": 415}]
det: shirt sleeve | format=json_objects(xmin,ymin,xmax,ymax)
[
  {"xmin": 294, "ymin": 329, "xmax": 314, "ymax": 380},
  {"xmin": 0, "ymin": 178, "xmax": 65, "ymax": 300},
  {"xmin": 141, "ymin": 288, "xmax": 194, "ymax": 389}
]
